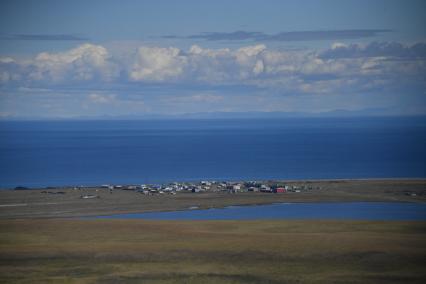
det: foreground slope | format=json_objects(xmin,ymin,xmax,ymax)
[{"xmin": 0, "ymin": 219, "xmax": 425, "ymax": 283}]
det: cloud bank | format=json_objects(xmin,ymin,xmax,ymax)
[
  {"xmin": 1, "ymin": 44, "xmax": 118, "ymax": 84},
  {"xmin": 165, "ymin": 29, "xmax": 392, "ymax": 42},
  {"xmin": 320, "ymin": 41, "xmax": 426, "ymax": 59},
  {"xmin": 1, "ymin": 41, "xmax": 425, "ymax": 117},
  {"xmin": 1, "ymin": 41, "xmax": 424, "ymax": 93},
  {"xmin": 0, "ymin": 34, "xmax": 89, "ymax": 41}
]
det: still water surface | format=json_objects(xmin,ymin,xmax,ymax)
[{"xmin": 95, "ymin": 202, "xmax": 426, "ymax": 221}]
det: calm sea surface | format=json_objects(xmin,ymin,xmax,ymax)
[
  {"xmin": 0, "ymin": 117, "xmax": 425, "ymax": 188},
  {"xmin": 94, "ymin": 202, "xmax": 426, "ymax": 221}
]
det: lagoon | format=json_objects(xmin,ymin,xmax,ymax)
[{"xmin": 95, "ymin": 202, "xmax": 426, "ymax": 221}]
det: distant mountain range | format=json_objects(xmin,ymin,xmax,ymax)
[{"xmin": 1, "ymin": 108, "xmax": 423, "ymax": 121}]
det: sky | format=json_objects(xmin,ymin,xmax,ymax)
[{"xmin": 0, "ymin": 0, "xmax": 425, "ymax": 118}]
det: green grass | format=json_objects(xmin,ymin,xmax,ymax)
[{"xmin": 0, "ymin": 219, "xmax": 425, "ymax": 283}]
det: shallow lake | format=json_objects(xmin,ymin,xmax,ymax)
[{"xmin": 94, "ymin": 202, "xmax": 426, "ymax": 221}]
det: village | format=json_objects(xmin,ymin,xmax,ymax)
[
  {"xmin": 5, "ymin": 179, "xmax": 425, "ymax": 219},
  {"xmin": 67, "ymin": 180, "xmax": 322, "ymax": 199}
]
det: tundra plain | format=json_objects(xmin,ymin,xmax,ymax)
[{"xmin": 0, "ymin": 179, "xmax": 425, "ymax": 283}]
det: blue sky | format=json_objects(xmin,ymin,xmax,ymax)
[{"xmin": 0, "ymin": 0, "xmax": 425, "ymax": 118}]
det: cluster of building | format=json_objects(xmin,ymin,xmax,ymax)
[{"xmin": 96, "ymin": 181, "xmax": 321, "ymax": 195}]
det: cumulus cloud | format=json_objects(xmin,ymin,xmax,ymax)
[
  {"xmin": 130, "ymin": 46, "xmax": 187, "ymax": 81},
  {"xmin": 1, "ymin": 41, "xmax": 425, "ymax": 97},
  {"xmin": 0, "ymin": 44, "xmax": 118, "ymax": 84},
  {"xmin": 127, "ymin": 44, "xmax": 269, "ymax": 83},
  {"xmin": 0, "ymin": 57, "xmax": 22, "ymax": 83},
  {"xmin": 32, "ymin": 43, "xmax": 118, "ymax": 82},
  {"xmin": 127, "ymin": 42, "xmax": 426, "ymax": 96},
  {"xmin": 320, "ymin": 41, "xmax": 426, "ymax": 59}
]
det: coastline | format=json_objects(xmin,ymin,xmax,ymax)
[
  {"xmin": 3, "ymin": 177, "xmax": 426, "ymax": 191},
  {"xmin": 1, "ymin": 178, "xmax": 425, "ymax": 219}
]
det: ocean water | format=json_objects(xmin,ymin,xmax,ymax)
[
  {"xmin": 0, "ymin": 117, "xmax": 425, "ymax": 188},
  {"xmin": 94, "ymin": 202, "xmax": 426, "ymax": 221}
]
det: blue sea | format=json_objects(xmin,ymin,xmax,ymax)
[{"xmin": 0, "ymin": 117, "xmax": 425, "ymax": 188}]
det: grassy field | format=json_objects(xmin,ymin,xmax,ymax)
[{"xmin": 0, "ymin": 219, "xmax": 425, "ymax": 283}]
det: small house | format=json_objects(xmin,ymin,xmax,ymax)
[{"xmin": 274, "ymin": 187, "xmax": 286, "ymax": 193}]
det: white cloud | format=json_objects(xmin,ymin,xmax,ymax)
[
  {"xmin": 167, "ymin": 93, "xmax": 224, "ymax": 104},
  {"xmin": 130, "ymin": 46, "xmax": 187, "ymax": 81},
  {"xmin": 88, "ymin": 93, "xmax": 117, "ymax": 104},
  {"xmin": 1, "ymin": 44, "xmax": 118, "ymax": 84},
  {"xmin": 0, "ymin": 57, "xmax": 15, "ymax": 64},
  {"xmin": 253, "ymin": 60, "xmax": 264, "ymax": 75},
  {"xmin": 1, "ymin": 41, "xmax": 425, "ymax": 98},
  {"xmin": 237, "ymin": 44, "xmax": 266, "ymax": 57},
  {"xmin": 128, "ymin": 44, "xmax": 268, "ymax": 83},
  {"xmin": 322, "ymin": 41, "xmax": 426, "ymax": 59},
  {"xmin": 331, "ymin": 42, "xmax": 348, "ymax": 49},
  {"xmin": 81, "ymin": 92, "xmax": 146, "ymax": 115}
]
